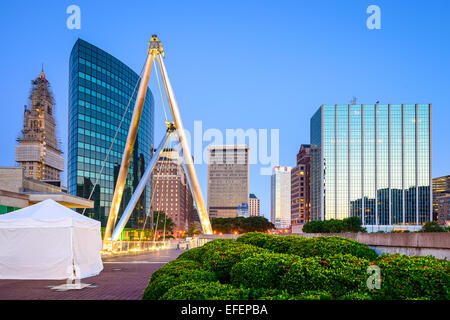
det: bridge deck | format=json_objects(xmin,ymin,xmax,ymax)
[{"xmin": 0, "ymin": 249, "xmax": 183, "ymax": 300}]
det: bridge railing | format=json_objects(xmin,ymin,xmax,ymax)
[{"xmin": 101, "ymin": 236, "xmax": 211, "ymax": 256}]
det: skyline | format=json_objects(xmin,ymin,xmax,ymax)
[{"xmin": 1, "ymin": 1, "xmax": 450, "ymax": 220}]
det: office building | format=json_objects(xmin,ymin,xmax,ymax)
[
  {"xmin": 68, "ymin": 39, "xmax": 154, "ymax": 227},
  {"xmin": 151, "ymin": 149, "xmax": 194, "ymax": 232},
  {"xmin": 432, "ymin": 175, "xmax": 450, "ymax": 221},
  {"xmin": 291, "ymin": 144, "xmax": 311, "ymax": 231},
  {"xmin": 15, "ymin": 69, "xmax": 64, "ymax": 184},
  {"xmin": 435, "ymin": 194, "xmax": 450, "ymax": 226},
  {"xmin": 207, "ymin": 145, "xmax": 249, "ymax": 218},
  {"xmin": 271, "ymin": 166, "xmax": 292, "ymax": 229},
  {"xmin": 310, "ymin": 104, "xmax": 432, "ymax": 232},
  {"xmin": 249, "ymin": 193, "xmax": 260, "ymax": 216}
]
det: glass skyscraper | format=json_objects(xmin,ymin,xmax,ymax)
[
  {"xmin": 68, "ymin": 39, "xmax": 154, "ymax": 227},
  {"xmin": 271, "ymin": 166, "xmax": 292, "ymax": 229},
  {"xmin": 310, "ymin": 104, "xmax": 432, "ymax": 231}
]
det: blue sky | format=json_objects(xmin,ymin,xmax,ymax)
[{"xmin": 0, "ymin": 0, "xmax": 449, "ymax": 220}]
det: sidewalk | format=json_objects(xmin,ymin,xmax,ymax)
[{"xmin": 0, "ymin": 249, "xmax": 183, "ymax": 300}]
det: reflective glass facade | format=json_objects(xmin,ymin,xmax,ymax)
[
  {"xmin": 68, "ymin": 39, "xmax": 154, "ymax": 227},
  {"xmin": 310, "ymin": 104, "xmax": 432, "ymax": 229}
]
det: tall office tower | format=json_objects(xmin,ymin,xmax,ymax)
[
  {"xmin": 207, "ymin": 145, "xmax": 249, "ymax": 218},
  {"xmin": 291, "ymin": 144, "xmax": 311, "ymax": 230},
  {"xmin": 310, "ymin": 104, "xmax": 432, "ymax": 232},
  {"xmin": 68, "ymin": 39, "xmax": 154, "ymax": 227},
  {"xmin": 249, "ymin": 193, "xmax": 260, "ymax": 216},
  {"xmin": 15, "ymin": 69, "xmax": 64, "ymax": 184},
  {"xmin": 432, "ymin": 175, "xmax": 450, "ymax": 221},
  {"xmin": 271, "ymin": 166, "xmax": 292, "ymax": 229},
  {"xmin": 151, "ymin": 149, "xmax": 193, "ymax": 232}
]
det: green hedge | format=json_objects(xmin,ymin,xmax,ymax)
[
  {"xmin": 142, "ymin": 233, "xmax": 449, "ymax": 300},
  {"xmin": 200, "ymin": 239, "xmax": 268, "ymax": 282},
  {"xmin": 230, "ymin": 252, "xmax": 299, "ymax": 289},
  {"xmin": 281, "ymin": 254, "xmax": 371, "ymax": 298},
  {"xmin": 161, "ymin": 281, "xmax": 251, "ymax": 300},
  {"xmin": 238, "ymin": 233, "xmax": 378, "ymax": 260},
  {"xmin": 372, "ymin": 254, "xmax": 450, "ymax": 300},
  {"xmin": 143, "ymin": 260, "xmax": 217, "ymax": 300}
]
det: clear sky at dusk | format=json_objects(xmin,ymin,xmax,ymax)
[{"xmin": 0, "ymin": 0, "xmax": 449, "ymax": 220}]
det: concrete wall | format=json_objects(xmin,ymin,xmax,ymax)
[{"xmin": 294, "ymin": 232, "xmax": 450, "ymax": 259}]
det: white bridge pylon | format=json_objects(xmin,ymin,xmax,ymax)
[{"xmin": 104, "ymin": 35, "xmax": 212, "ymax": 242}]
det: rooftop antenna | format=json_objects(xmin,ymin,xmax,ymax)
[{"xmin": 350, "ymin": 96, "xmax": 357, "ymax": 105}]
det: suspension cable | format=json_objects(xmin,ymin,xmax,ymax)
[{"xmin": 154, "ymin": 58, "xmax": 168, "ymax": 123}]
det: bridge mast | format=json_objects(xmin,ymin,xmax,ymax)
[{"xmin": 104, "ymin": 35, "xmax": 212, "ymax": 243}]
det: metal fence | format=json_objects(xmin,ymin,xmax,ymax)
[{"xmin": 101, "ymin": 236, "xmax": 212, "ymax": 256}]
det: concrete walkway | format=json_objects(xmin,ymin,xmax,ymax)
[{"xmin": 0, "ymin": 249, "xmax": 183, "ymax": 300}]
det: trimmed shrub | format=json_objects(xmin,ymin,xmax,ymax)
[
  {"xmin": 336, "ymin": 292, "xmax": 372, "ymax": 300},
  {"xmin": 372, "ymin": 254, "xmax": 450, "ymax": 300},
  {"xmin": 303, "ymin": 216, "xmax": 365, "ymax": 233},
  {"xmin": 148, "ymin": 259, "xmax": 203, "ymax": 284},
  {"xmin": 237, "ymin": 232, "xmax": 274, "ymax": 248},
  {"xmin": 143, "ymin": 270, "xmax": 217, "ymax": 300},
  {"xmin": 281, "ymin": 254, "xmax": 371, "ymax": 298},
  {"xmin": 230, "ymin": 252, "xmax": 300, "ymax": 289},
  {"xmin": 143, "ymin": 259, "xmax": 217, "ymax": 300},
  {"xmin": 201, "ymin": 239, "xmax": 268, "ymax": 282},
  {"xmin": 237, "ymin": 233, "xmax": 378, "ymax": 260},
  {"xmin": 287, "ymin": 236, "xmax": 378, "ymax": 261},
  {"xmin": 161, "ymin": 281, "xmax": 250, "ymax": 300},
  {"xmin": 176, "ymin": 246, "xmax": 207, "ymax": 264}
]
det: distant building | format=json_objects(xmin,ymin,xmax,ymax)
[
  {"xmin": 249, "ymin": 193, "xmax": 260, "ymax": 216},
  {"xmin": 435, "ymin": 194, "xmax": 450, "ymax": 226},
  {"xmin": 291, "ymin": 145, "xmax": 311, "ymax": 231},
  {"xmin": 310, "ymin": 104, "xmax": 432, "ymax": 232},
  {"xmin": 68, "ymin": 39, "xmax": 154, "ymax": 227},
  {"xmin": 151, "ymin": 149, "xmax": 193, "ymax": 232},
  {"xmin": 207, "ymin": 145, "xmax": 249, "ymax": 218},
  {"xmin": 271, "ymin": 166, "xmax": 292, "ymax": 229},
  {"xmin": 432, "ymin": 175, "xmax": 450, "ymax": 221},
  {"xmin": 237, "ymin": 202, "xmax": 249, "ymax": 217},
  {"xmin": 15, "ymin": 69, "xmax": 64, "ymax": 184}
]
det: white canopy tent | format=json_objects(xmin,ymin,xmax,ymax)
[{"xmin": 0, "ymin": 199, "xmax": 103, "ymax": 280}]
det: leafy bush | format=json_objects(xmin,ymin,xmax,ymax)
[
  {"xmin": 201, "ymin": 239, "xmax": 268, "ymax": 282},
  {"xmin": 238, "ymin": 233, "xmax": 378, "ymax": 260},
  {"xmin": 237, "ymin": 232, "xmax": 274, "ymax": 248},
  {"xmin": 176, "ymin": 246, "xmax": 206, "ymax": 264},
  {"xmin": 281, "ymin": 254, "xmax": 371, "ymax": 298},
  {"xmin": 303, "ymin": 217, "xmax": 365, "ymax": 233},
  {"xmin": 161, "ymin": 281, "xmax": 250, "ymax": 300},
  {"xmin": 287, "ymin": 236, "xmax": 378, "ymax": 260},
  {"xmin": 143, "ymin": 270, "xmax": 217, "ymax": 300},
  {"xmin": 211, "ymin": 216, "xmax": 274, "ymax": 234},
  {"xmin": 420, "ymin": 221, "xmax": 447, "ymax": 232},
  {"xmin": 230, "ymin": 252, "xmax": 300, "ymax": 289},
  {"xmin": 372, "ymin": 254, "xmax": 450, "ymax": 300},
  {"xmin": 148, "ymin": 259, "xmax": 202, "ymax": 284},
  {"xmin": 142, "ymin": 259, "xmax": 217, "ymax": 300}
]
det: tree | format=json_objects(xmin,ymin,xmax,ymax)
[
  {"xmin": 186, "ymin": 223, "xmax": 202, "ymax": 237},
  {"xmin": 151, "ymin": 211, "xmax": 176, "ymax": 234},
  {"xmin": 210, "ymin": 216, "xmax": 274, "ymax": 234},
  {"xmin": 420, "ymin": 221, "xmax": 446, "ymax": 233}
]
